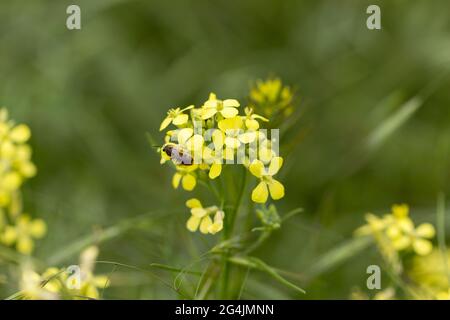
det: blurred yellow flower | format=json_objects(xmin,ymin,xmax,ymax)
[
  {"xmin": 1, "ymin": 214, "xmax": 46, "ymax": 254},
  {"xmin": 249, "ymin": 157, "xmax": 285, "ymax": 203}
]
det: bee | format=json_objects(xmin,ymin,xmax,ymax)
[{"xmin": 162, "ymin": 143, "xmax": 193, "ymax": 166}]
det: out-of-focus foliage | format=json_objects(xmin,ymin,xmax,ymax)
[{"xmin": 1, "ymin": 0, "xmax": 450, "ymax": 299}]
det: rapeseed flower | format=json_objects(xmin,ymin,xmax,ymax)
[
  {"xmin": 1, "ymin": 214, "xmax": 46, "ymax": 254},
  {"xmin": 201, "ymin": 93, "xmax": 240, "ymax": 120},
  {"xmin": 185, "ymin": 198, "xmax": 224, "ymax": 234},
  {"xmin": 159, "ymin": 105, "xmax": 194, "ymax": 131},
  {"xmin": 249, "ymin": 157, "xmax": 285, "ymax": 203}
]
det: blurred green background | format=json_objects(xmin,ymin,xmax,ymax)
[{"xmin": 1, "ymin": 0, "xmax": 450, "ymax": 299}]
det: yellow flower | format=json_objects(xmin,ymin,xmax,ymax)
[
  {"xmin": 249, "ymin": 77, "xmax": 294, "ymax": 119},
  {"xmin": 20, "ymin": 267, "xmax": 59, "ymax": 300},
  {"xmin": 185, "ymin": 198, "xmax": 224, "ymax": 234},
  {"xmin": 243, "ymin": 107, "xmax": 268, "ymax": 131},
  {"xmin": 159, "ymin": 105, "xmax": 194, "ymax": 131},
  {"xmin": 201, "ymin": 93, "xmax": 240, "ymax": 120},
  {"xmin": 0, "ymin": 108, "xmax": 36, "ymax": 209},
  {"xmin": 176, "ymin": 128, "xmax": 204, "ymax": 153},
  {"xmin": 436, "ymin": 289, "xmax": 450, "ymax": 300},
  {"xmin": 249, "ymin": 157, "xmax": 285, "ymax": 203},
  {"xmin": 1, "ymin": 214, "xmax": 46, "ymax": 254},
  {"xmin": 172, "ymin": 165, "xmax": 198, "ymax": 191}
]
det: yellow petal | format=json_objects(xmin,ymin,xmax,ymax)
[
  {"xmin": 245, "ymin": 119, "xmax": 259, "ymax": 131},
  {"xmin": 239, "ymin": 132, "xmax": 257, "ymax": 144},
  {"xmin": 30, "ymin": 219, "xmax": 47, "ymax": 238},
  {"xmin": 415, "ymin": 223, "xmax": 435, "ymax": 238},
  {"xmin": 220, "ymin": 107, "xmax": 239, "ymax": 118},
  {"xmin": 92, "ymin": 275, "xmax": 110, "ymax": 288},
  {"xmin": 249, "ymin": 160, "xmax": 264, "ymax": 178},
  {"xmin": 212, "ymin": 130, "xmax": 225, "ymax": 149},
  {"xmin": 187, "ymin": 134, "xmax": 204, "ymax": 151},
  {"xmin": 172, "ymin": 173, "xmax": 182, "ymax": 189},
  {"xmin": 223, "ymin": 99, "xmax": 240, "ymax": 108},
  {"xmin": 159, "ymin": 116, "xmax": 173, "ymax": 131},
  {"xmin": 182, "ymin": 174, "xmax": 196, "ymax": 191},
  {"xmin": 218, "ymin": 117, "xmax": 243, "ymax": 131},
  {"xmin": 186, "ymin": 198, "xmax": 202, "ymax": 209},
  {"xmin": 199, "ymin": 216, "xmax": 213, "ymax": 234},
  {"xmin": 191, "ymin": 208, "xmax": 208, "ymax": 218},
  {"xmin": 172, "ymin": 114, "xmax": 189, "ymax": 126},
  {"xmin": 209, "ymin": 163, "xmax": 222, "ymax": 179},
  {"xmin": 201, "ymin": 108, "xmax": 217, "ymax": 120},
  {"xmin": 208, "ymin": 222, "xmax": 223, "ymax": 234},
  {"xmin": 2, "ymin": 226, "xmax": 17, "ymax": 245},
  {"xmin": 413, "ymin": 238, "xmax": 433, "ymax": 256},
  {"xmin": 10, "ymin": 124, "xmax": 31, "ymax": 142},
  {"xmin": 268, "ymin": 179, "xmax": 285, "ymax": 200},
  {"xmin": 392, "ymin": 235, "xmax": 411, "ymax": 250},
  {"xmin": 268, "ymin": 157, "xmax": 283, "ymax": 176},
  {"xmin": 177, "ymin": 128, "xmax": 194, "ymax": 145},
  {"xmin": 186, "ymin": 216, "xmax": 201, "ymax": 232},
  {"xmin": 252, "ymin": 181, "xmax": 268, "ymax": 203},
  {"xmin": 17, "ymin": 236, "xmax": 34, "ymax": 255},
  {"xmin": 225, "ymin": 136, "xmax": 240, "ymax": 149},
  {"xmin": 392, "ymin": 204, "xmax": 409, "ymax": 218}
]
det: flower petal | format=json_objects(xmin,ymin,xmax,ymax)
[
  {"xmin": 159, "ymin": 116, "xmax": 173, "ymax": 131},
  {"xmin": 182, "ymin": 173, "xmax": 196, "ymax": 191},
  {"xmin": 249, "ymin": 160, "xmax": 264, "ymax": 178},
  {"xmin": 199, "ymin": 216, "xmax": 213, "ymax": 234},
  {"xmin": 268, "ymin": 157, "xmax": 283, "ymax": 176},
  {"xmin": 220, "ymin": 107, "xmax": 239, "ymax": 118},
  {"xmin": 209, "ymin": 163, "xmax": 222, "ymax": 179},
  {"xmin": 415, "ymin": 223, "xmax": 436, "ymax": 239},
  {"xmin": 186, "ymin": 198, "xmax": 202, "ymax": 209},
  {"xmin": 201, "ymin": 108, "xmax": 217, "ymax": 120},
  {"xmin": 268, "ymin": 179, "xmax": 285, "ymax": 200},
  {"xmin": 177, "ymin": 128, "xmax": 194, "ymax": 145},
  {"xmin": 252, "ymin": 181, "xmax": 268, "ymax": 203},
  {"xmin": 223, "ymin": 99, "xmax": 240, "ymax": 108},
  {"xmin": 413, "ymin": 239, "xmax": 433, "ymax": 256},
  {"xmin": 172, "ymin": 173, "xmax": 182, "ymax": 189},
  {"xmin": 245, "ymin": 119, "xmax": 259, "ymax": 131},
  {"xmin": 191, "ymin": 208, "xmax": 208, "ymax": 218},
  {"xmin": 172, "ymin": 114, "xmax": 189, "ymax": 126},
  {"xmin": 186, "ymin": 216, "xmax": 201, "ymax": 232}
]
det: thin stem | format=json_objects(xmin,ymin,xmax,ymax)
[{"xmin": 219, "ymin": 167, "xmax": 248, "ymax": 299}]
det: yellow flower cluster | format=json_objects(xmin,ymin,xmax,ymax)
[
  {"xmin": 0, "ymin": 108, "xmax": 45, "ymax": 254},
  {"xmin": 185, "ymin": 198, "xmax": 224, "ymax": 235},
  {"xmin": 20, "ymin": 246, "xmax": 109, "ymax": 300},
  {"xmin": 249, "ymin": 77, "xmax": 295, "ymax": 121},
  {"xmin": 0, "ymin": 109, "xmax": 36, "ymax": 207},
  {"xmin": 408, "ymin": 249, "xmax": 450, "ymax": 300},
  {"xmin": 355, "ymin": 204, "xmax": 435, "ymax": 256},
  {"xmin": 159, "ymin": 93, "xmax": 284, "ymax": 202}
]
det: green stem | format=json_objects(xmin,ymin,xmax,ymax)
[{"xmin": 219, "ymin": 168, "xmax": 248, "ymax": 299}]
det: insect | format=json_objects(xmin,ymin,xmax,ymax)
[{"xmin": 162, "ymin": 143, "xmax": 193, "ymax": 166}]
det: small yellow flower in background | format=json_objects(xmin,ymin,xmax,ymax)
[
  {"xmin": 0, "ymin": 108, "xmax": 36, "ymax": 209},
  {"xmin": 201, "ymin": 93, "xmax": 240, "ymax": 120},
  {"xmin": 1, "ymin": 214, "xmax": 46, "ymax": 254},
  {"xmin": 76, "ymin": 245, "xmax": 110, "ymax": 299},
  {"xmin": 355, "ymin": 204, "xmax": 436, "ymax": 256},
  {"xmin": 249, "ymin": 77, "xmax": 295, "ymax": 119},
  {"xmin": 172, "ymin": 165, "xmax": 198, "ymax": 191},
  {"xmin": 159, "ymin": 105, "xmax": 194, "ymax": 131},
  {"xmin": 20, "ymin": 267, "xmax": 59, "ymax": 300},
  {"xmin": 185, "ymin": 198, "xmax": 224, "ymax": 235},
  {"xmin": 249, "ymin": 157, "xmax": 285, "ymax": 203}
]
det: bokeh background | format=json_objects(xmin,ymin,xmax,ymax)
[{"xmin": 1, "ymin": 0, "xmax": 450, "ymax": 299}]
